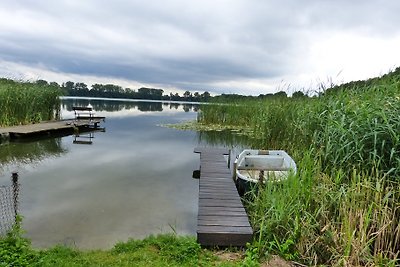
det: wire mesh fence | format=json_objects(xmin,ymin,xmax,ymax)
[{"xmin": 0, "ymin": 173, "xmax": 19, "ymax": 236}]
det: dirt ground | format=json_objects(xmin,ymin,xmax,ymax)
[
  {"xmin": 214, "ymin": 251, "xmax": 244, "ymax": 262},
  {"xmin": 260, "ymin": 255, "xmax": 295, "ymax": 267}
]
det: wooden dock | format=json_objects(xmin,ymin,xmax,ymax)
[
  {"xmin": 0, "ymin": 119, "xmax": 103, "ymax": 140},
  {"xmin": 194, "ymin": 147, "xmax": 253, "ymax": 246}
]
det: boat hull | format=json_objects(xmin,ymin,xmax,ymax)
[{"xmin": 234, "ymin": 149, "xmax": 296, "ymax": 194}]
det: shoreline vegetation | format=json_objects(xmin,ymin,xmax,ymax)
[
  {"xmin": 1, "ymin": 68, "xmax": 399, "ymax": 266},
  {"xmin": 195, "ymin": 68, "xmax": 400, "ymax": 266},
  {"xmin": 0, "ymin": 79, "xmax": 62, "ymax": 127}
]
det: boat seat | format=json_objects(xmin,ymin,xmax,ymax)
[
  {"xmin": 243, "ymin": 155, "xmax": 284, "ymax": 169},
  {"xmin": 237, "ymin": 166, "xmax": 290, "ymax": 171}
]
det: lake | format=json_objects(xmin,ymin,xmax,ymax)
[{"xmin": 0, "ymin": 98, "xmax": 219, "ymax": 249}]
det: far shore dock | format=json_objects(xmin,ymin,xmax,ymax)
[
  {"xmin": 0, "ymin": 119, "xmax": 103, "ymax": 140},
  {"xmin": 0, "ymin": 106, "xmax": 105, "ymax": 141}
]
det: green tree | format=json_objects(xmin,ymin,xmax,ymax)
[
  {"xmin": 292, "ymin": 91, "xmax": 306, "ymax": 98},
  {"xmin": 36, "ymin": 79, "xmax": 48, "ymax": 86},
  {"xmin": 183, "ymin": 91, "xmax": 192, "ymax": 100},
  {"xmin": 274, "ymin": 91, "xmax": 287, "ymax": 98},
  {"xmin": 63, "ymin": 81, "xmax": 75, "ymax": 94},
  {"xmin": 201, "ymin": 91, "xmax": 211, "ymax": 101},
  {"xmin": 74, "ymin": 82, "xmax": 89, "ymax": 96}
]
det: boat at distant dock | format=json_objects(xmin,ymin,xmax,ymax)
[{"xmin": 234, "ymin": 149, "xmax": 297, "ymax": 194}]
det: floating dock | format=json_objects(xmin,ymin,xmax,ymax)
[
  {"xmin": 0, "ymin": 119, "xmax": 103, "ymax": 140},
  {"xmin": 194, "ymin": 147, "xmax": 253, "ymax": 246}
]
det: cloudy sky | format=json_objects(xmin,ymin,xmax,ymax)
[{"xmin": 0, "ymin": 0, "xmax": 399, "ymax": 95}]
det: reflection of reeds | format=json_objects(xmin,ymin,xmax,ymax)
[
  {"xmin": 0, "ymin": 138, "xmax": 67, "ymax": 168},
  {"xmin": 0, "ymin": 79, "xmax": 62, "ymax": 127},
  {"xmin": 199, "ymin": 68, "xmax": 400, "ymax": 265}
]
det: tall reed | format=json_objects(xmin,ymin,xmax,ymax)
[
  {"xmin": 0, "ymin": 79, "xmax": 62, "ymax": 127},
  {"xmin": 246, "ymin": 157, "xmax": 399, "ymax": 266},
  {"xmin": 198, "ymin": 68, "xmax": 400, "ymax": 265}
]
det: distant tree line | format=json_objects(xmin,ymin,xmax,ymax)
[
  {"xmin": 212, "ymin": 90, "xmax": 308, "ymax": 101},
  {"xmin": 8, "ymin": 78, "xmax": 313, "ymax": 102},
  {"xmin": 9, "ymin": 67, "xmax": 400, "ymax": 104},
  {"xmin": 35, "ymin": 79, "xmax": 312, "ymax": 102},
  {"xmin": 35, "ymin": 80, "xmax": 212, "ymax": 102}
]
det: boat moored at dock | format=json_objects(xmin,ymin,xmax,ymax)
[{"xmin": 234, "ymin": 149, "xmax": 297, "ymax": 194}]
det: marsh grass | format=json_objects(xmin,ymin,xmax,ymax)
[
  {"xmin": 201, "ymin": 70, "xmax": 400, "ymax": 178},
  {"xmin": 0, "ymin": 79, "xmax": 62, "ymax": 127},
  {"xmin": 199, "ymin": 68, "xmax": 400, "ymax": 266},
  {"xmin": 245, "ymin": 159, "xmax": 399, "ymax": 266}
]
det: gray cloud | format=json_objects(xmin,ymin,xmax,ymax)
[{"xmin": 0, "ymin": 0, "xmax": 399, "ymax": 94}]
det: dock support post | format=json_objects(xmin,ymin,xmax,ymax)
[
  {"xmin": 11, "ymin": 172, "xmax": 19, "ymax": 220},
  {"xmin": 227, "ymin": 149, "xmax": 231, "ymax": 168}
]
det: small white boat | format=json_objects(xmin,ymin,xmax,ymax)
[{"xmin": 234, "ymin": 149, "xmax": 297, "ymax": 193}]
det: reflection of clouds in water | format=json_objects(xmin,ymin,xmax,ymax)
[
  {"xmin": 62, "ymin": 108, "xmax": 192, "ymax": 119},
  {"xmin": 19, "ymin": 106, "xmax": 200, "ymax": 249},
  {"xmin": 60, "ymin": 98, "xmax": 199, "ymax": 119},
  {"xmin": 99, "ymin": 108, "xmax": 195, "ymax": 119},
  {"xmin": 23, "ymin": 148, "xmax": 198, "ymax": 248}
]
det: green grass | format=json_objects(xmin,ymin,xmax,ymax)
[
  {"xmin": 198, "ymin": 68, "xmax": 400, "ymax": 266},
  {"xmin": 0, "ymin": 220, "xmax": 245, "ymax": 266},
  {"xmin": 36, "ymin": 235, "xmax": 216, "ymax": 267},
  {"xmin": 0, "ymin": 79, "xmax": 62, "ymax": 127}
]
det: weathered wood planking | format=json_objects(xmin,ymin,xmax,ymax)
[
  {"xmin": 0, "ymin": 119, "xmax": 103, "ymax": 139},
  {"xmin": 194, "ymin": 147, "xmax": 253, "ymax": 246}
]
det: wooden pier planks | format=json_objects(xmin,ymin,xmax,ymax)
[
  {"xmin": 194, "ymin": 147, "xmax": 253, "ymax": 246},
  {"xmin": 0, "ymin": 119, "xmax": 103, "ymax": 139}
]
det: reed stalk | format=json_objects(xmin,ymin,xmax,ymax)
[{"xmin": 0, "ymin": 79, "xmax": 62, "ymax": 127}]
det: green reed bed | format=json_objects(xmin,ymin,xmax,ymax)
[
  {"xmin": 0, "ymin": 79, "xmax": 62, "ymax": 127},
  {"xmin": 199, "ymin": 69, "xmax": 400, "ymax": 266},
  {"xmin": 246, "ymin": 155, "xmax": 399, "ymax": 266},
  {"xmin": 200, "ymin": 97, "xmax": 324, "ymax": 152},
  {"xmin": 315, "ymin": 85, "xmax": 400, "ymax": 178}
]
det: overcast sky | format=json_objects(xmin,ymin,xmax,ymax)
[{"xmin": 0, "ymin": 0, "xmax": 399, "ymax": 95}]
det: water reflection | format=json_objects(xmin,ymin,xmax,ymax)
[
  {"xmin": 62, "ymin": 98, "xmax": 198, "ymax": 113},
  {"xmin": 1, "ymin": 99, "xmax": 201, "ymax": 249},
  {"xmin": 0, "ymin": 138, "xmax": 67, "ymax": 170},
  {"xmin": 73, "ymin": 129, "xmax": 106, "ymax": 145},
  {"xmin": 0, "ymin": 99, "xmax": 252, "ymax": 249}
]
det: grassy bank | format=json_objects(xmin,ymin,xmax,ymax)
[
  {"xmin": 199, "ymin": 68, "xmax": 400, "ymax": 266},
  {"xmin": 0, "ymin": 79, "xmax": 62, "ymax": 127},
  {"xmin": 0, "ymin": 219, "xmax": 251, "ymax": 267}
]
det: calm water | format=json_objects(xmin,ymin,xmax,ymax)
[{"xmin": 0, "ymin": 99, "xmax": 212, "ymax": 249}]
